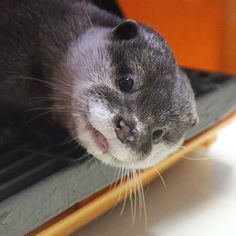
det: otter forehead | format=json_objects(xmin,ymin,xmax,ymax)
[
  {"xmin": 108, "ymin": 24, "xmax": 175, "ymax": 78},
  {"xmin": 104, "ymin": 27, "xmax": 182, "ymax": 115}
]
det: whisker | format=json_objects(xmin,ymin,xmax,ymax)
[
  {"xmin": 83, "ymin": 0, "xmax": 94, "ymax": 29},
  {"xmin": 132, "ymin": 170, "xmax": 137, "ymax": 223},
  {"xmin": 120, "ymin": 169, "xmax": 129, "ymax": 216},
  {"xmin": 182, "ymin": 155, "xmax": 212, "ymax": 161},
  {"xmin": 152, "ymin": 165, "xmax": 167, "ymax": 189},
  {"xmin": 137, "ymin": 170, "xmax": 148, "ymax": 227},
  {"xmin": 165, "ymin": 139, "xmax": 213, "ymax": 161},
  {"xmin": 109, "ymin": 167, "xmax": 122, "ymax": 192},
  {"xmin": 61, "ymin": 135, "xmax": 78, "ymax": 145}
]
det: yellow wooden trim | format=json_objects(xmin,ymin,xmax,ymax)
[
  {"xmin": 202, "ymin": 134, "xmax": 218, "ymax": 147},
  {"xmin": 29, "ymin": 111, "xmax": 236, "ymax": 236}
]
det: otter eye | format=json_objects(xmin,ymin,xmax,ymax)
[
  {"xmin": 118, "ymin": 75, "xmax": 134, "ymax": 93},
  {"xmin": 152, "ymin": 129, "xmax": 164, "ymax": 142}
]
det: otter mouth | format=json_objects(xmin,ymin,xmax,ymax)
[{"xmin": 86, "ymin": 120, "xmax": 109, "ymax": 153}]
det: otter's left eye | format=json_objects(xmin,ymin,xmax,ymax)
[
  {"xmin": 152, "ymin": 129, "xmax": 164, "ymax": 142},
  {"xmin": 118, "ymin": 75, "xmax": 134, "ymax": 93}
]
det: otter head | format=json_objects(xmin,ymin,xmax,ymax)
[{"xmin": 65, "ymin": 20, "xmax": 198, "ymax": 169}]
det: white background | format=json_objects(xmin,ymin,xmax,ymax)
[{"xmin": 75, "ymin": 118, "xmax": 236, "ymax": 236}]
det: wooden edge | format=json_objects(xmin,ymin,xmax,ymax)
[
  {"xmin": 29, "ymin": 111, "xmax": 236, "ymax": 236},
  {"xmin": 202, "ymin": 134, "xmax": 218, "ymax": 148}
]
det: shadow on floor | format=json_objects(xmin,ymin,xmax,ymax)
[{"xmin": 74, "ymin": 148, "xmax": 232, "ymax": 236}]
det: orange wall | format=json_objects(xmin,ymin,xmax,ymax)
[{"xmin": 118, "ymin": 0, "xmax": 236, "ymax": 75}]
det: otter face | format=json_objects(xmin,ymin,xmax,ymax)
[{"xmin": 68, "ymin": 20, "xmax": 198, "ymax": 169}]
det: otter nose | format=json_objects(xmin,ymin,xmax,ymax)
[{"xmin": 115, "ymin": 118, "xmax": 137, "ymax": 143}]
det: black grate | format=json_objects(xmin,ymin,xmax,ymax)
[
  {"xmin": 184, "ymin": 68, "xmax": 232, "ymax": 96},
  {"xmin": 0, "ymin": 134, "xmax": 86, "ymax": 202}
]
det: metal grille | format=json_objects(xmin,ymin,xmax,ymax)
[{"xmin": 0, "ymin": 136, "xmax": 86, "ymax": 202}]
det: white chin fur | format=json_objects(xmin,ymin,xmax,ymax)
[
  {"xmin": 85, "ymin": 140, "xmax": 182, "ymax": 170},
  {"xmin": 74, "ymin": 102, "xmax": 183, "ymax": 170}
]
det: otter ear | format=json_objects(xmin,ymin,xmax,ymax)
[{"xmin": 112, "ymin": 20, "xmax": 138, "ymax": 40}]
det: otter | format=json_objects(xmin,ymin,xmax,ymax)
[{"xmin": 0, "ymin": 0, "xmax": 198, "ymax": 169}]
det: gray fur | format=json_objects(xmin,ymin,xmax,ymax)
[{"xmin": 0, "ymin": 0, "xmax": 198, "ymax": 169}]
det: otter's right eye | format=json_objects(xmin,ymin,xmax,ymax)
[
  {"xmin": 152, "ymin": 129, "xmax": 164, "ymax": 142},
  {"xmin": 118, "ymin": 75, "xmax": 134, "ymax": 93}
]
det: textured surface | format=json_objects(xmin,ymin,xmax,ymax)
[
  {"xmin": 185, "ymin": 70, "xmax": 236, "ymax": 139},
  {"xmin": 0, "ymin": 160, "xmax": 118, "ymax": 236}
]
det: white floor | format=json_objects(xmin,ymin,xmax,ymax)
[{"xmin": 75, "ymin": 118, "xmax": 236, "ymax": 236}]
